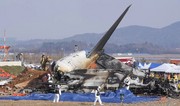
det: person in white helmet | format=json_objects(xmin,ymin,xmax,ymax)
[
  {"xmin": 94, "ymin": 86, "xmax": 103, "ymax": 106},
  {"xmin": 53, "ymin": 84, "xmax": 62, "ymax": 102},
  {"xmin": 124, "ymin": 76, "xmax": 131, "ymax": 90}
]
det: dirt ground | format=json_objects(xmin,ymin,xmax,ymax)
[{"xmin": 0, "ymin": 98, "xmax": 180, "ymax": 106}]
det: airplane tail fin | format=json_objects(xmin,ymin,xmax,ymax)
[{"xmin": 87, "ymin": 5, "xmax": 131, "ymax": 58}]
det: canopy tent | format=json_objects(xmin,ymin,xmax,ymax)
[
  {"xmin": 150, "ymin": 63, "xmax": 180, "ymax": 73},
  {"xmin": 166, "ymin": 65, "xmax": 180, "ymax": 73}
]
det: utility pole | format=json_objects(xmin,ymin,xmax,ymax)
[{"xmin": 4, "ymin": 29, "xmax": 6, "ymax": 60}]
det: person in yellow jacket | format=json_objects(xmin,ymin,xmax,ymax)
[
  {"xmin": 150, "ymin": 72, "xmax": 154, "ymax": 78},
  {"xmin": 173, "ymin": 74, "xmax": 178, "ymax": 83}
]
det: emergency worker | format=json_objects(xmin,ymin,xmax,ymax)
[
  {"xmin": 150, "ymin": 72, "xmax": 154, "ymax": 78},
  {"xmin": 173, "ymin": 74, "xmax": 178, "ymax": 83},
  {"xmin": 16, "ymin": 53, "xmax": 23, "ymax": 61},
  {"xmin": 47, "ymin": 74, "xmax": 53, "ymax": 82},
  {"xmin": 94, "ymin": 86, "xmax": 103, "ymax": 106},
  {"xmin": 167, "ymin": 73, "xmax": 171, "ymax": 82},
  {"xmin": 178, "ymin": 83, "xmax": 180, "ymax": 89},
  {"xmin": 160, "ymin": 73, "xmax": 165, "ymax": 82},
  {"xmin": 53, "ymin": 84, "xmax": 62, "ymax": 102},
  {"xmin": 124, "ymin": 76, "xmax": 131, "ymax": 90},
  {"xmin": 170, "ymin": 73, "xmax": 174, "ymax": 82},
  {"xmin": 47, "ymin": 74, "xmax": 53, "ymax": 87},
  {"xmin": 40, "ymin": 54, "xmax": 46, "ymax": 70},
  {"xmin": 154, "ymin": 73, "xmax": 160, "ymax": 79}
]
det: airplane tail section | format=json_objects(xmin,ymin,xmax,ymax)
[{"xmin": 87, "ymin": 5, "xmax": 131, "ymax": 58}]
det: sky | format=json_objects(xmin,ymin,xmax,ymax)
[{"xmin": 0, "ymin": 0, "xmax": 180, "ymax": 40}]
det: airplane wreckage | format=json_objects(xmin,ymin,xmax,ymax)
[{"xmin": 44, "ymin": 5, "xmax": 180, "ymax": 98}]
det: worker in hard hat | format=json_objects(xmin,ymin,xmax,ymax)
[{"xmin": 93, "ymin": 86, "xmax": 103, "ymax": 106}]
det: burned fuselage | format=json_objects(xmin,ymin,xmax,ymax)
[
  {"xmin": 50, "ymin": 5, "xmax": 150, "ymax": 93},
  {"xmin": 45, "ymin": 4, "xmax": 180, "ymax": 98},
  {"xmin": 51, "ymin": 5, "xmax": 132, "ymax": 92},
  {"xmin": 51, "ymin": 53, "xmax": 133, "ymax": 93}
]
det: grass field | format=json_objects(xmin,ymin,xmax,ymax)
[{"xmin": 0, "ymin": 66, "xmax": 25, "ymax": 76}]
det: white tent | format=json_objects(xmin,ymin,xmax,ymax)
[
  {"xmin": 166, "ymin": 65, "xmax": 180, "ymax": 73},
  {"xmin": 150, "ymin": 63, "xmax": 177, "ymax": 73}
]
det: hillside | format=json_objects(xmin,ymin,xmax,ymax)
[
  {"xmin": 10, "ymin": 21, "xmax": 180, "ymax": 54},
  {"xmin": 59, "ymin": 21, "xmax": 180, "ymax": 48}
]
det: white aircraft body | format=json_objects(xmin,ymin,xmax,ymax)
[{"xmin": 55, "ymin": 51, "xmax": 98, "ymax": 73}]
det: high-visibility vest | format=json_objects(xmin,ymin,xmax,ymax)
[
  {"xmin": 174, "ymin": 75, "xmax": 178, "ymax": 80},
  {"xmin": 178, "ymin": 84, "xmax": 180, "ymax": 89}
]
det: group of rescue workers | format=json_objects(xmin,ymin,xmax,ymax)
[
  {"xmin": 150, "ymin": 72, "xmax": 180, "ymax": 84},
  {"xmin": 42, "ymin": 53, "xmax": 131, "ymax": 105},
  {"xmin": 148, "ymin": 71, "xmax": 180, "ymax": 91},
  {"xmin": 41, "ymin": 54, "xmax": 180, "ymax": 105},
  {"xmin": 46, "ymin": 73, "xmax": 131, "ymax": 105},
  {"xmin": 46, "ymin": 73, "xmax": 105, "ymax": 105},
  {"xmin": 155, "ymin": 72, "xmax": 180, "ymax": 90}
]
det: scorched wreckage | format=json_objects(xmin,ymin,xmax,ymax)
[{"xmin": 46, "ymin": 5, "xmax": 180, "ymax": 98}]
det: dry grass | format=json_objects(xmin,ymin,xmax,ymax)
[{"xmin": 0, "ymin": 66, "xmax": 25, "ymax": 76}]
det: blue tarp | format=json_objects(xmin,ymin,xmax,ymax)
[{"xmin": 0, "ymin": 88, "xmax": 160, "ymax": 103}]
